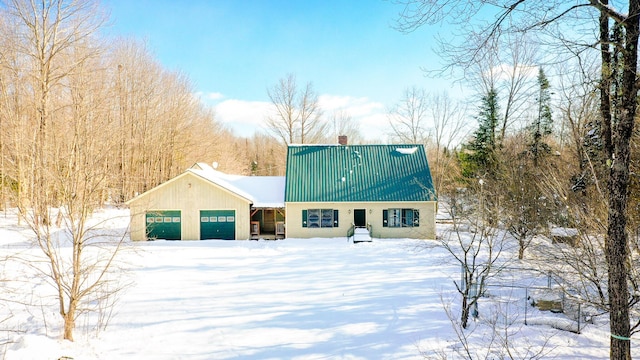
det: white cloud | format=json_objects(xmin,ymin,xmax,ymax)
[
  {"xmin": 212, "ymin": 95, "xmax": 389, "ymax": 141},
  {"xmin": 206, "ymin": 92, "xmax": 225, "ymax": 101},
  {"xmin": 214, "ymin": 99, "xmax": 273, "ymax": 137},
  {"xmin": 319, "ymin": 95, "xmax": 384, "ymax": 115},
  {"xmin": 194, "ymin": 91, "xmax": 226, "ymax": 103},
  {"xmin": 319, "ymin": 95, "xmax": 388, "ymax": 141}
]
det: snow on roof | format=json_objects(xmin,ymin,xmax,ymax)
[
  {"xmin": 188, "ymin": 164, "xmax": 285, "ymax": 208},
  {"xmin": 395, "ymin": 147, "xmax": 418, "ymax": 155}
]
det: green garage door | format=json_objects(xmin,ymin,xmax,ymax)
[
  {"xmin": 200, "ymin": 210, "xmax": 236, "ymax": 240},
  {"xmin": 146, "ymin": 210, "xmax": 181, "ymax": 240}
]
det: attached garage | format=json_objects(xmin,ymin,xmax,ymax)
[
  {"xmin": 146, "ymin": 210, "xmax": 181, "ymax": 240},
  {"xmin": 127, "ymin": 163, "xmax": 285, "ymax": 241},
  {"xmin": 200, "ymin": 210, "xmax": 235, "ymax": 240}
]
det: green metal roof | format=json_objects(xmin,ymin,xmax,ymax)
[{"xmin": 284, "ymin": 144, "xmax": 437, "ymax": 202}]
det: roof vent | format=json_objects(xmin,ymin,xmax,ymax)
[{"xmin": 338, "ymin": 135, "xmax": 348, "ymax": 145}]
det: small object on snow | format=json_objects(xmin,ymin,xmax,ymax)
[{"xmin": 531, "ymin": 288, "xmax": 563, "ymax": 313}]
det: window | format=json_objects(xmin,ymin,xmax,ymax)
[
  {"xmin": 383, "ymin": 209, "xmax": 420, "ymax": 227},
  {"xmin": 321, "ymin": 209, "xmax": 333, "ymax": 227},
  {"xmin": 303, "ymin": 209, "xmax": 339, "ymax": 228}
]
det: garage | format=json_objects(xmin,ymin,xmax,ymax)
[
  {"xmin": 127, "ymin": 165, "xmax": 285, "ymax": 241},
  {"xmin": 200, "ymin": 210, "xmax": 236, "ymax": 240},
  {"xmin": 146, "ymin": 210, "xmax": 181, "ymax": 240}
]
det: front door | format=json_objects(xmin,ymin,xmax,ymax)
[{"xmin": 354, "ymin": 209, "xmax": 366, "ymax": 227}]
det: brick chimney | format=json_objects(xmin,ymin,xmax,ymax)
[{"xmin": 338, "ymin": 135, "xmax": 348, "ymax": 145}]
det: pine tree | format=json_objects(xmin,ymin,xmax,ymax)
[
  {"xmin": 459, "ymin": 87, "xmax": 500, "ymax": 178},
  {"xmin": 529, "ymin": 68, "xmax": 553, "ymax": 166}
]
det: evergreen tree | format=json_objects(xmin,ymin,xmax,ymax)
[
  {"xmin": 528, "ymin": 68, "xmax": 553, "ymax": 166},
  {"xmin": 459, "ymin": 87, "xmax": 500, "ymax": 178}
]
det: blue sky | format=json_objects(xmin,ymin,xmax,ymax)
[{"xmin": 103, "ymin": 0, "xmax": 459, "ymax": 140}]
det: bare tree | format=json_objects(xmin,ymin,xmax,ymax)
[
  {"xmin": 440, "ymin": 180, "xmax": 505, "ymax": 329},
  {"xmin": 427, "ymin": 91, "xmax": 469, "ymax": 195},
  {"xmin": 493, "ymin": 33, "xmax": 539, "ymax": 143},
  {"xmin": 396, "ymin": 2, "xmax": 640, "ymax": 357},
  {"xmin": 435, "ymin": 292, "xmax": 555, "ymax": 360},
  {"xmin": 266, "ymin": 74, "xmax": 297, "ymax": 144},
  {"xmin": 107, "ymin": 38, "xmax": 229, "ymax": 199},
  {"xmin": 245, "ymin": 133, "xmax": 286, "ymax": 176},
  {"xmin": 327, "ymin": 109, "xmax": 364, "ymax": 144},
  {"xmin": 5, "ymin": 0, "xmax": 106, "ymax": 225},
  {"xmin": 1, "ymin": 0, "xmax": 132, "ymax": 341},
  {"xmin": 298, "ymin": 81, "xmax": 325, "ymax": 144},
  {"xmin": 0, "ymin": 1, "xmax": 241, "ymax": 342},
  {"xmin": 429, "ymin": 91, "xmax": 468, "ymax": 152},
  {"xmin": 266, "ymin": 73, "xmax": 325, "ymax": 145},
  {"xmin": 48, "ymin": 52, "xmax": 129, "ymax": 340},
  {"xmin": 428, "ymin": 30, "xmax": 538, "ymax": 145},
  {"xmin": 387, "ymin": 86, "xmax": 429, "ymax": 144},
  {"xmin": 555, "ymin": 54, "xmax": 600, "ymax": 181},
  {"xmin": 499, "ymin": 134, "xmax": 547, "ymax": 260}
]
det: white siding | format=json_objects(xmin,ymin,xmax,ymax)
[
  {"xmin": 285, "ymin": 201, "xmax": 436, "ymax": 239},
  {"xmin": 129, "ymin": 172, "xmax": 251, "ymax": 241}
]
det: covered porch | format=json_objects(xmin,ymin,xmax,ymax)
[{"xmin": 250, "ymin": 207, "xmax": 285, "ymax": 240}]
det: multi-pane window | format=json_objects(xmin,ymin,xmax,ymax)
[
  {"xmin": 147, "ymin": 216, "xmax": 181, "ymax": 223},
  {"xmin": 383, "ymin": 209, "xmax": 419, "ymax": 227},
  {"xmin": 303, "ymin": 209, "xmax": 339, "ymax": 228}
]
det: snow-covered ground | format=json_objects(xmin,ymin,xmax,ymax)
[{"xmin": 0, "ymin": 208, "xmax": 631, "ymax": 359}]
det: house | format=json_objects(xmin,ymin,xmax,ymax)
[
  {"xmin": 284, "ymin": 143, "xmax": 437, "ymax": 239},
  {"xmin": 127, "ymin": 140, "xmax": 437, "ymax": 241},
  {"xmin": 126, "ymin": 163, "xmax": 285, "ymax": 241}
]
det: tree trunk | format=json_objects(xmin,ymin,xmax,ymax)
[
  {"xmin": 605, "ymin": 2, "xmax": 639, "ymax": 359},
  {"xmin": 461, "ymin": 294, "xmax": 469, "ymax": 329},
  {"xmin": 63, "ymin": 302, "xmax": 76, "ymax": 341},
  {"xmin": 607, "ymin": 154, "xmax": 632, "ymax": 360},
  {"xmin": 599, "ymin": 2, "xmax": 612, "ymax": 157},
  {"xmin": 518, "ymin": 241, "xmax": 525, "ymax": 260}
]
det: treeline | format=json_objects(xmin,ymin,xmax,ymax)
[
  {"xmin": 0, "ymin": 0, "xmax": 285, "ymax": 211},
  {"xmin": 0, "ymin": 0, "xmax": 295, "ymax": 340},
  {"xmin": 386, "ymin": 53, "xmax": 640, "ymax": 251}
]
